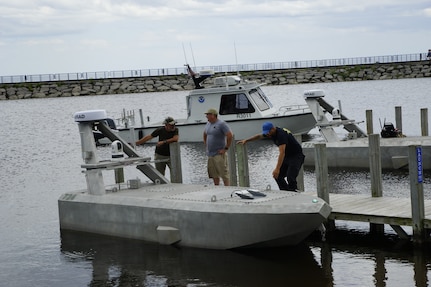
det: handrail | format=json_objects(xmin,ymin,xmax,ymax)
[{"xmin": 1, "ymin": 52, "xmax": 428, "ymax": 84}]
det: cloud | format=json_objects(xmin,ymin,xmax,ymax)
[
  {"xmin": 0, "ymin": 0, "xmax": 430, "ymax": 75},
  {"xmin": 1, "ymin": 0, "xmax": 428, "ymax": 38},
  {"xmin": 424, "ymin": 7, "xmax": 431, "ymax": 16}
]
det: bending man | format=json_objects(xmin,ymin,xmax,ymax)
[{"xmin": 237, "ymin": 122, "xmax": 304, "ymax": 191}]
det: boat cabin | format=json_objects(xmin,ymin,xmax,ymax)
[{"xmin": 186, "ymin": 75, "xmax": 277, "ymax": 123}]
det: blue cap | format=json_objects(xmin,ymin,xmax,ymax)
[{"xmin": 262, "ymin": 122, "xmax": 274, "ymax": 135}]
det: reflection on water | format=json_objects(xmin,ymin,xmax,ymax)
[
  {"xmin": 60, "ymin": 230, "xmax": 328, "ymax": 287},
  {"xmin": 60, "ymin": 229, "xmax": 431, "ymax": 287},
  {"xmin": 311, "ymin": 229, "xmax": 430, "ymax": 287}
]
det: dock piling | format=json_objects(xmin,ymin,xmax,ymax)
[
  {"xmin": 314, "ymin": 143, "xmax": 335, "ymax": 230},
  {"xmin": 169, "ymin": 142, "xmax": 183, "ymax": 183},
  {"xmin": 369, "ymin": 134, "xmax": 383, "ymax": 197},
  {"xmin": 314, "ymin": 143, "xmax": 329, "ymax": 204},
  {"xmin": 420, "ymin": 108, "xmax": 429, "ymax": 136},
  {"xmin": 395, "ymin": 106, "xmax": 402, "ymax": 133},
  {"xmin": 366, "ymin": 110, "xmax": 373, "ymax": 135},
  {"xmin": 227, "ymin": 138, "xmax": 238, "ymax": 186},
  {"xmin": 408, "ymin": 145, "xmax": 427, "ymax": 243},
  {"xmin": 235, "ymin": 143, "xmax": 250, "ymax": 187},
  {"xmin": 295, "ymin": 134, "xmax": 304, "ymax": 191},
  {"xmin": 369, "ymin": 134, "xmax": 383, "ymax": 234}
]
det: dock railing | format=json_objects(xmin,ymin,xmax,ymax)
[{"xmin": 1, "ymin": 52, "xmax": 427, "ymax": 84}]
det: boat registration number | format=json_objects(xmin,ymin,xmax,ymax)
[{"xmin": 237, "ymin": 113, "xmax": 251, "ymax": 119}]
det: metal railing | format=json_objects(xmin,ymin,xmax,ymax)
[{"xmin": 1, "ymin": 52, "xmax": 428, "ymax": 84}]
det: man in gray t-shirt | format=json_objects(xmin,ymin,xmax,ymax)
[{"xmin": 203, "ymin": 108, "xmax": 233, "ymax": 186}]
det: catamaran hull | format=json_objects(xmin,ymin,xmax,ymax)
[
  {"xmin": 58, "ymin": 183, "xmax": 331, "ymax": 250},
  {"xmin": 302, "ymin": 136, "xmax": 431, "ymax": 170}
]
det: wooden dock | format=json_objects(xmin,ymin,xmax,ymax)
[
  {"xmin": 304, "ymin": 192, "xmax": 431, "ymax": 230},
  {"xmin": 234, "ymin": 139, "xmax": 431, "ymax": 243}
]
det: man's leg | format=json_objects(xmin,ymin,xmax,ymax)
[
  {"xmin": 218, "ymin": 154, "xmax": 230, "ymax": 186},
  {"xmin": 286, "ymin": 155, "xmax": 304, "ymax": 191},
  {"xmin": 208, "ymin": 156, "xmax": 222, "ymax": 185},
  {"xmin": 286, "ymin": 166, "xmax": 299, "ymax": 191},
  {"xmin": 154, "ymin": 153, "xmax": 168, "ymax": 176},
  {"xmin": 275, "ymin": 162, "xmax": 289, "ymax": 190},
  {"xmin": 213, "ymin": 177, "xmax": 220, "ymax": 185}
]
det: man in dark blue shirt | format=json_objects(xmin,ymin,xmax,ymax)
[{"xmin": 237, "ymin": 122, "xmax": 305, "ymax": 191}]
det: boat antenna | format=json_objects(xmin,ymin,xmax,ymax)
[
  {"xmin": 189, "ymin": 42, "xmax": 197, "ymax": 69},
  {"xmin": 379, "ymin": 118, "xmax": 384, "ymax": 130},
  {"xmin": 182, "ymin": 43, "xmax": 189, "ymax": 64},
  {"xmin": 234, "ymin": 41, "xmax": 239, "ymax": 76}
]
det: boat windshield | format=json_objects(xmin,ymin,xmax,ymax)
[
  {"xmin": 249, "ymin": 88, "xmax": 272, "ymax": 111},
  {"xmin": 219, "ymin": 93, "xmax": 256, "ymax": 115}
]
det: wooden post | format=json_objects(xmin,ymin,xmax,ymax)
[
  {"xmin": 169, "ymin": 142, "xmax": 182, "ymax": 183},
  {"xmin": 408, "ymin": 145, "xmax": 426, "ymax": 244},
  {"xmin": 366, "ymin": 110, "xmax": 373, "ymax": 135},
  {"xmin": 294, "ymin": 134, "xmax": 304, "ymax": 191},
  {"xmin": 314, "ymin": 143, "xmax": 329, "ymax": 204},
  {"xmin": 368, "ymin": 134, "xmax": 383, "ymax": 234},
  {"xmin": 139, "ymin": 109, "xmax": 144, "ymax": 126},
  {"xmin": 420, "ymin": 108, "xmax": 428, "ymax": 136},
  {"xmin": 369, "ymin": 134, "xmax": 382, "ymax": 197},
  {"xmin": 236, "ymin": 143, "xmax": 250, "ymax": 187},
  {"xmin": 395, "ymin": 106, "xmax": 402, "ymax": 133},
  {"xmin": 227, "ymin": 136, "xmax": 238, "ymax": 186},
  {"xmin": 314, "ymin": 143, "xmax": 335, "ymax": 230}
]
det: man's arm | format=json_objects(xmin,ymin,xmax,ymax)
[
  {"xmin": 237, "ymin": 133, "xmax": 264, "ymax": 145},
  {"xmin": 135, "ymin": 134, "xmax": 154, "ymax": 145},
  {"xmin": 225, "ymin": 131, "xmax": 233, "ymax": 148},
  {"xmin": 165, "ymin": 134, "xmax": 179, "ymax": 144}
]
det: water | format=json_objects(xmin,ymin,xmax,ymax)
[{"xmin": 1, "ymin": 78, "xmax": 431, "ymax": 286}]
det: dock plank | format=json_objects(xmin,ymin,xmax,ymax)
[{"xmin": 304, "ymin": 192, "xmax": 431, "ymax": 229}]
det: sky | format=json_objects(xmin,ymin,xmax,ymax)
[{"xmin": 1, "ymin": 0, "xmax": 431, "ymax": 76}]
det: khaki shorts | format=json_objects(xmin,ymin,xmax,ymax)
[{"xmin": 207, "ymin": 154, "xmax": 229, "ymax": 181}]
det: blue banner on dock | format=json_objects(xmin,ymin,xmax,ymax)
[{"xmin": 416, "ymin": 146, "xmax": 423, "ymax": 183}]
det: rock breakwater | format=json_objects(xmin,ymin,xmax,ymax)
[{"xmin": 1, "ymin": 61, "xmax": 430, "ymax": 100}]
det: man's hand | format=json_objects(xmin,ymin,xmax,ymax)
[{"xmin": 272, "ymin": 168, "xmax": 280, "ymax": 179}]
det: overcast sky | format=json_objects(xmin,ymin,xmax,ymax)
[{"xmin": 1, "ymin": 0, "xmax": 430, "ymax": 76}]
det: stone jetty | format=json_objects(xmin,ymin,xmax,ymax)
[{"xmin": 1, "ymin": 61, "xmax": 430, "ymax": 100}]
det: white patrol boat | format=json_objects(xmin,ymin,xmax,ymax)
[{"xmin": 94, "ymin": 65, "xmax": 316, "ymax": 144}]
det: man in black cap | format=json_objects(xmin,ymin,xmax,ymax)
[
  {"xmin": 136, "ymin": 116, "xmax": 179, "ymax": 178},
  {"xmin": 237, "ymin": 121, "xmax": 304, "ymax": 191}
]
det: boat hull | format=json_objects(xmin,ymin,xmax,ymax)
[
  {"xmin": 99, "ymin": 112, "xmax": 316, "ymax": 144},
  {"xmin": 302, "ymin": 136, "xmax": 431, "ymax": 170},
  {"xmin": 58, "ymin": 183, "xmax": 331, "ymax": 249}
]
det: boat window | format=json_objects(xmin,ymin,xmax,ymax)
[
  {"xmin": 249, "ymin": 88, "xmax": 272, "ymax": 111},
  {"xmin": 219, "ymin": 93, "xmax": 255, "ymax": 115}
]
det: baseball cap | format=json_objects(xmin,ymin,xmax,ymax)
[
  {"xmin": 163, "ymin": 116, "xmax": 176, "ymax": 125},
  {"xmin": 262, "ymin": 122, "xmax": 274, "ymax": 135},
  {"xmin": 205, "ymin": 108, "xmax": 218, "ymax": 115}
]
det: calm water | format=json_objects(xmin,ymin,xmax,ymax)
[{"xmin": 1, "ymin": 78, "xmax": 431, "ymax": 286}]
